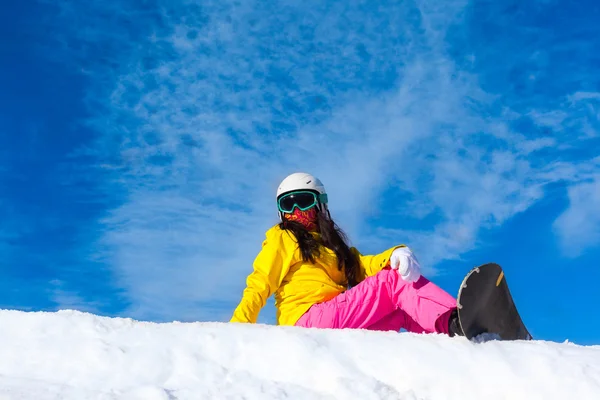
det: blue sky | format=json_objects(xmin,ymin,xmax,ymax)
[{"xmin": 1, "ymin": 0, "xmax": 599, "ymax": 345}]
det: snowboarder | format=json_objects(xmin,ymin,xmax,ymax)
[{"xmin": 231, "ymin": 172, "xmax": 463, "ymax": 336}]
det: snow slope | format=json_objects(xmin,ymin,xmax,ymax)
[{"xmin": 0, "ymin": 310, "xmax": 598, "ymax": 400}]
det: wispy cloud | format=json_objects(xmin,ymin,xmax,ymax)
[
  {"xmin": 43, "ymin": 0, "xmax": 600, "ymax": 322},
  {"xmin": 553, "ymin": 172, "xmax": 600, "ymax": 258},
  {"xmin": 49, "ymin": 280, "xmax": 102, "ymax": 314},
  {"xmin": 530, "ymin": 91, "xmax": 600, "ymax": 139}
]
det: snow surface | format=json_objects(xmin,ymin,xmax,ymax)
[{"xmin": 0, "ymin": 310, "xmax": 598, "ymax": 400}]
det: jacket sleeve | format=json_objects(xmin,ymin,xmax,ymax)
[
  {"xmin": 230, "ymin": 228, "xmax": 297, "ymax": 323},
  {"xmin": 351, "ymin": 244, "xmax": 406, "ymax": 282}
]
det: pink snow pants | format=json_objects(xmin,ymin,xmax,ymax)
[{"xmin": 295, "ymin": 268, "xmax": 456, "ymax": 334}]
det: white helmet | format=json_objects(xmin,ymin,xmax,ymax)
[
  {"xmin": 276, "ymin": 172, "xmax": 328, "ymax": 217},
  {"xmin": 276, "ymin": 172, "xmax": 327, "ymax": 198}
]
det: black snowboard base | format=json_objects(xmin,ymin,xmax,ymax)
[{"xmin": 456, "ymin": 263, "xmax": 532, "ymax": 341}]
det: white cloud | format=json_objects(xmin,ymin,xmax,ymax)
[
  {"xmin": 49, "ymin": 280, "xmax": 102, "ymax": 314},
  {"xmin": 530, "ymin": 91, "xmax": 600, "ymax": 139},
  {"xmin": 553, "ymin": 177, "xmax": 600, "ymax": 257},
  {"xmin": 528, "ymin": 110, "xmax": 569, "ymax": 130},
  {"xmin": 569, "ymin": 92, "xmax": 600, "ymax": 102}
]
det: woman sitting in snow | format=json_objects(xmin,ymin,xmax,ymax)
[{"xmin": 231, "ymin": 172, "xmax": 463, "ymax": 337}]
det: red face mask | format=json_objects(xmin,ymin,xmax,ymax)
[{"xmin": 283, "ymin": 207, "xmax": 318, "ymax": 231}]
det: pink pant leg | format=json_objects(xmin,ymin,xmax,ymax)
[
  {"xmin": 365, "ymin": 309, "xmax": 427, "ymax": 333},
  {"xmin": 295, "ymin": 268, "xmax": 456, "ymax": 334}
]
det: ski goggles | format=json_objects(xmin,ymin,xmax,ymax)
[{"xmin": 277, "ymin": 190, "xmax": 328, "ymax": 213}]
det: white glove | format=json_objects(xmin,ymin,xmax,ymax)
[{"xmin": 389, "ymin": 247, "xmax": 421, "ymax": 283}]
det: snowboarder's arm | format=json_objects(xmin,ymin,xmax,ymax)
[
  {"xmin": 230, "ymin": 228, "xmax": 296, "ymax": 323},
  {"xmin": 351, "ymin": 244, "xmax": 407, "ymax": 281}
]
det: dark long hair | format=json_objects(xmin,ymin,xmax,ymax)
[{"xmin": 279, "ymin": 209, "xmax": 360, "ymax": 288}]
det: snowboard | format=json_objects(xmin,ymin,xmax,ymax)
[{"xmin": 456, "ymin": 263, "xmax": 532, "ymax": 341}]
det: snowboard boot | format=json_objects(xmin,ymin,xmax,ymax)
[{"xmin": 448, "ymin": 308, "xmax": 464, "ymax": 337}]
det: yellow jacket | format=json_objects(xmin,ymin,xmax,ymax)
[{"xmin": 230, "ymin": 224, "xmax": 403, "ymax": 326}]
